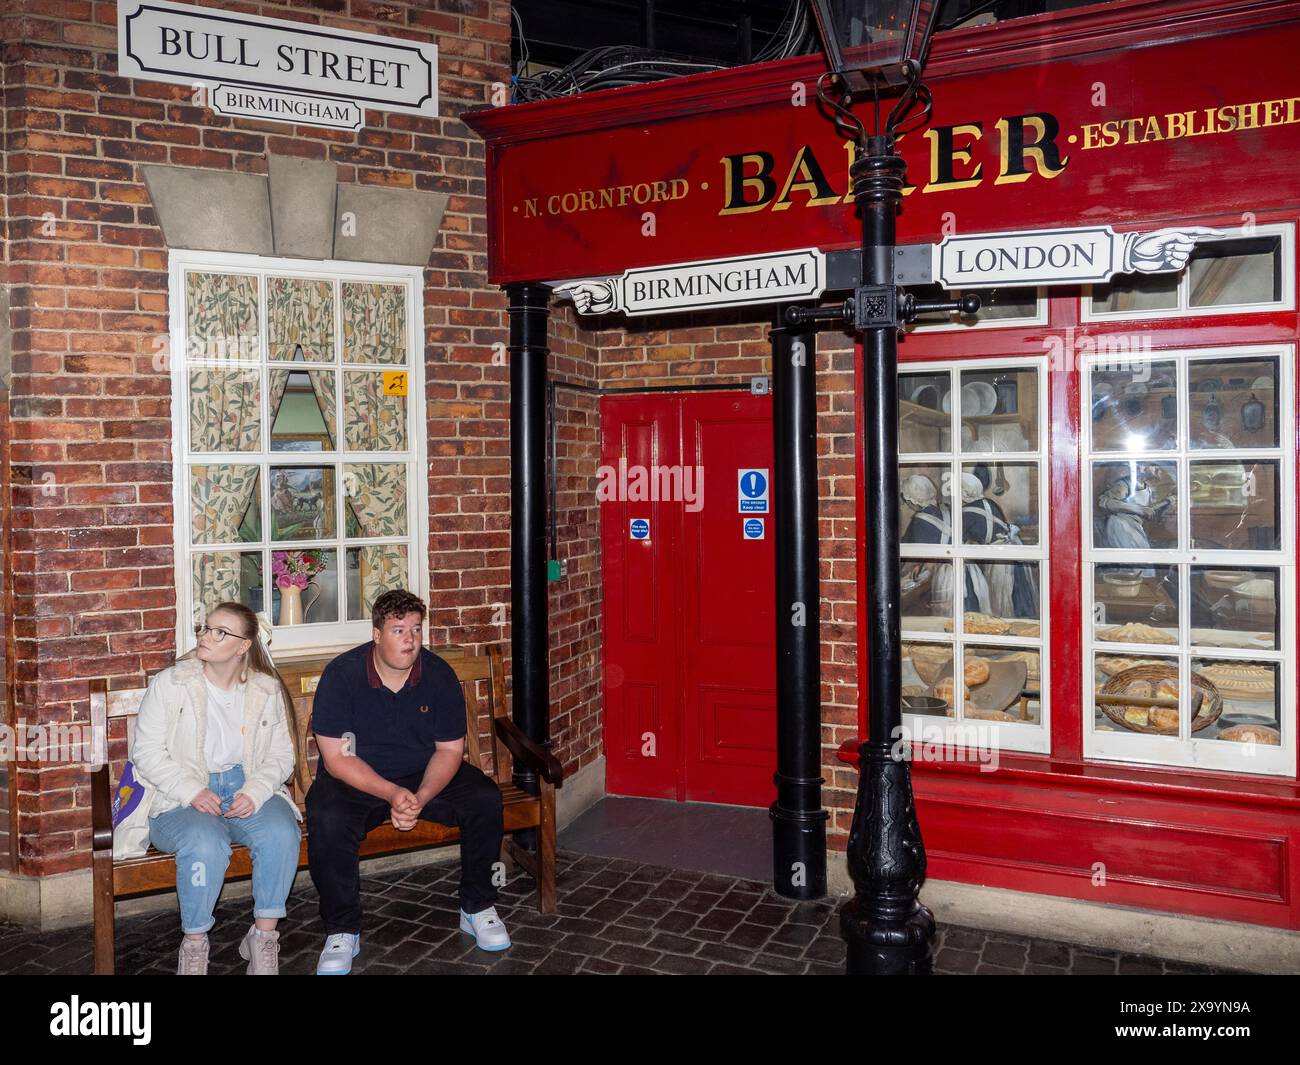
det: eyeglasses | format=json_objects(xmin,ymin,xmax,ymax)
[{"xmin": 195, "ymin": 625, "xmax": 248, "ymax": 643}]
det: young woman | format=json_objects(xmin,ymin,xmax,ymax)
[{"xmin": 128, "ymin": 602, "xmax": 301, "ymax": 975}]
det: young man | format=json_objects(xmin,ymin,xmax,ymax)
[{"xmin": 306, "ymin": 589, "xmax": 508, "ymax": 975}]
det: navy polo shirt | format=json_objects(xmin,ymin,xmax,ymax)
[{"xmin": 311, "ymin": 643, "xmax": 466, "ymax": 780}]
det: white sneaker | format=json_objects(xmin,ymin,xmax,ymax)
[
  {"xmin": 459, "ymin": 907, "xmax": 511, "ymax": 952},
  {"xmin": 316, "ymin": 932, "xmax": 360, "ymax": 975},
  {"xmin": 177, "ymin": 934, "xmax": 209, "ymax": 975}
]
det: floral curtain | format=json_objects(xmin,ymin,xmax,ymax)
[
  {"xmin": 269, "ymin": 368, "xmax": 337, "ymax": 448},
  {"xmin": 191, "ymin": 464, "xmax": 260, "ymax": 616},
  {"xmin": 343, "ymin": 371, "xmax": 406, "ymax": 451},
  {"xmin": 344, "ymin": 463, "xmax": 408, "ymax": 613},
  {"xmin": 186, "ymin": 272, "xmax": 258, "ymax": 361},
  {"xmin": 342, "ymin": 282, "xmax": 406, "ymax": 365},
  {"xmin": 268, "ymin": 277, "xmax": 334, "ymax": 362},
  {"xmin": 189, "ymin": 369, "xmax": 261, "ymax": 452}
]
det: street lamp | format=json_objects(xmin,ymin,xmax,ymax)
[{"xmin": 792, "ymin": 0, "xmax": 977, "ymax": 975}]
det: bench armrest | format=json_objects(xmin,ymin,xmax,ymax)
[
  {"xmin": 90, "ymin": 764, "xmax": 114, "ymax": 855},
  {"xmin": 492, "ymin": 718, "xmax": 564, "ymax": 787}
]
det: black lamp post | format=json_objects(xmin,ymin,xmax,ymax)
[{"xmin": 792, "ymin": 0, "xmax": 978, "ymax": 975}]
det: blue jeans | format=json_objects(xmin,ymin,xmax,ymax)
[{"xmin": 148, "ymin": 766, "xmax": 301, "ymax": 934}]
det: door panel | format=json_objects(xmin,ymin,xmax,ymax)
[
  {"xmin": 601, "ymin": 391, "xmax": 777, "ymax": 808},
  {"xmin": 600, "ymin": 396, "xmax": 681, "ymax": 799},
  {"xmin": 679, "ymin": 394, "xmax": 777, "ymax": 804}
]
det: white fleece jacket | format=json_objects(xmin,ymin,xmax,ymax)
[{"xmin": 128, "ymin": 655, "xmax": 301, "ymax": 823}]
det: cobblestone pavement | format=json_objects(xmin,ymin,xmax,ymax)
[{"xmin": 0, "ymin": 851, "xmax": 1241, "ymax": 975}]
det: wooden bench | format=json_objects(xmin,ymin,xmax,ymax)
[{"xmin": 89, "ymin": 643, "xmax": 563, "ymax": 974}]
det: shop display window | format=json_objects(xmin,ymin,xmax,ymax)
[
  {"xmin": 905, "ymin": 285, "xmax": 1045, "ymax": 331},
  {"xmin": 1084, "ymin": 224, "xmax": 1294, "ymax": 320},
  {"xmin": 1083, "ymin": 345, "xmax": 1294, "ymax": 775},
  {"xmin": 899, "ymin": 358, "xmax": 1049, "ymax": 752},
  {"xmin": 175, "ymin": 257, "xmax": 423, "ymax": 654}
]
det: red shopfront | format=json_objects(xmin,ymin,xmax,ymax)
[{"xmin": 469, "ymin": 0, "xmax": 1300, "ymax": 930}]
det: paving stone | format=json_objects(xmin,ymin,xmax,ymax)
[
  {"xmin": 725, "ymin": 923, "xmax": 775, "ymax": 950},
  {"xmin": 695, "ymin": 908, "xmax": 746, "ymax": 933},
  {"xmin": 975, "ymin": 963, "xmax": 1020, "ymax": 974},
  {"xmin": 1028, "ymin": 939, "xmax": 1072, "ymax": 967},
  {"xmin": 1072, "ymin": 951, "xmax": 1120, "ymax": 975},
  {"xmin": 534, "ymin": 951, "xmax": 585, "ymax": 975},
  {"xmin": 604, "ymin": 943, "xmax": 662, "ymax": 967},
  {"xmin": 981, "ymin": 940, "xmax": 1029, "ymax": 969},
  {"xmin": 653, "ymin": 952, "xmax": 713, "ymax": 974},
  {"xmin": 934, "ymin": 947, "xmax": 980, "ymax": 974}
]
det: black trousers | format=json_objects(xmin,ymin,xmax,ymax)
[{"xmin": 306, "ymin": 761, "xmax": 504, "ymax": 935}]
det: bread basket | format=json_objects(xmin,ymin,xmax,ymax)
[{"xmin": 1098, "ymin": 663, "xmax": 1222, "ymax": 735}]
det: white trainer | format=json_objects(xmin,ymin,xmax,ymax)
[
  {"xmin": 459, "ymin": 906, "xmax": 511, "ymax": 952},
  {"xmin": 316, "ymin": 932, "xmax": 360, "ymax": 975}
]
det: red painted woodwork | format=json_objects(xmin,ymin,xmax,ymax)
[
  {"xmin": 600, "ymin": 392, "xmax": 778, "ymax": 806},
  {"xmin": 466, "ymin": 1, "xmax": 1300, "ymax": 285}
]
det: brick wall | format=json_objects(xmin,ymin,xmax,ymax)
[{"xmin": 0, "ymin": 0, "xmax": 545, "ymax": 878}]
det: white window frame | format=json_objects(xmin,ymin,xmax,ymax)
[
  {"xmin": 905, "ymin": 287, "xmax": 1048, "ymax": 333},
  {"xmin": 899, "ymin": 355, "xmax": 1051, "ymax": 755},
  {"xmin": 169, "ymin": 249, "xmax": 429, "ymax": 659},
  {"xmin": 1081, "ymin": 223, "xmax": 1295, "ymax": 323},
  {"xmin": 1081, "ymin": 343, "xmax": 1295, "ymax": 776}
]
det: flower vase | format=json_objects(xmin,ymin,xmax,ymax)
[{"xmin": 279, "ymin": 583, "xmax": 304, "ymax": 626}]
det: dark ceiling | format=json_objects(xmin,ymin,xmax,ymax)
[{"xmin": 510, "ymin": 0, "xmax": 1120, "ymax": 72}]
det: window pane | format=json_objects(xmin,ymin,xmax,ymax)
[
  {"xmin": 901, "ymin": 559, "xmax": 953, "ymax": 633},
  {"xmin": 965, "ymin": 287, "xmax": 1037, "ymax": 321},
  {"xmin": 1090, "ymin": 273, "xmax": 1179, "ymax": 314},
  {"xmin": 909, "ymin": 285, "xmax": 1036, "ymax": 325},
  {"xmin": 1188, "ymin": 356, "xmax": 1278, "ymax": 449},
  {"xmin": 344, "ymin": 371, "xmax": 408, "ymax": 452},
  {"xmin": 342, "ymin": 282, "xmax": 407, "ymax": 365},
  {"xmin": 900, "ymin": 464, "xmax": 953, "ymax": 543},
  {"xmin": 1191, "ymin": 566, "xmax": 1279, "ymax": 650},
  {"xmin": 189, "ymin": 369, "xmax": 261, "ymax": 452},
  {"xmin": 1089, "ymin": 361, "xmax": 1177, "ymax": 452},
  {"xmin": 1094, "ymin": 564, "xmax": 1178, "ymax": 643},
  {"xmin": 270, "ymin": 548, "xmax": 338, "ymax": 625},
  {"xmin": 344, "ymin": 463, "xmax": 407, "ymax": 538},
  {"xmin": 267, "ymin": 277, "xmax": 334, "ymax": 362},
  {"xmin": 191, "ymin": 550, "xmax": 262, "ymax": 627},
  {"xmin": 186, "ymin": 271, "xmax": 259, "ymax": 362},
  {"xmin": 1189, "ymin": 459, "xmax": 1280, "ymax": 551},
  {"xmin": 899, "ymin": 372, "xmax": 951, "ymax": 454},
  {"xmin": 269, "ymin": 466, "xmax": 336, "ymax": 541},
  {"xmin": 961, "ymin": 560, "xmax": 1039, "ymax": 628},
  {"xmin": 347, "ymin": 545, "xmax": 409, "ymax": 621},
  {"xmin": 1188, "ymin": 237, "xmax": 1281, "ymax": 308},
  {"xmin": 959, "ymin": 366, "xmax": 1037, "ymax": 452},
  {"xmin": 270, "ymin": 369, "xmax": 336, "ymax": 452},
  {"xmin": 965, "ymin": 644, "xmax": 1040, "ymax": 724},
  {"xmin": 1195, "ymin": 657, "xmax": 1281, "ymax": 746},
  {"xmin": 1093, "ymin": 654, "xmax": 1179, "ymax": 734},
  {"xmin": 901, "ymin": 642, "xmax": 954, "ymax": 717},
  {"xmin": 191, "ymin": 465, "xmax": 259, "ymax": 545},
  {"xmin": 960, "ymin": 463, "xmax": 1038, "ymax": 545},
  {"xmin": 1091, "ymin": 461, "xmax": 1178, "ymax": 550}
]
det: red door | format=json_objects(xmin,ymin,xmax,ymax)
[{"xmin": 601, "ymin": 391, "xmax": 777, "ymax": 806}]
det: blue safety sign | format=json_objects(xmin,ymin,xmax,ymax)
[
  {"xmin": 738, "ymin": 469, "xmax": 769, "ymax": 513},
  {"xmin": 629, "ymin": 518, "xmax": 650, "ymax": 540},
  {"xmin": 743, "ymin": 518, "xmax": 765, "ymax": 540}
]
